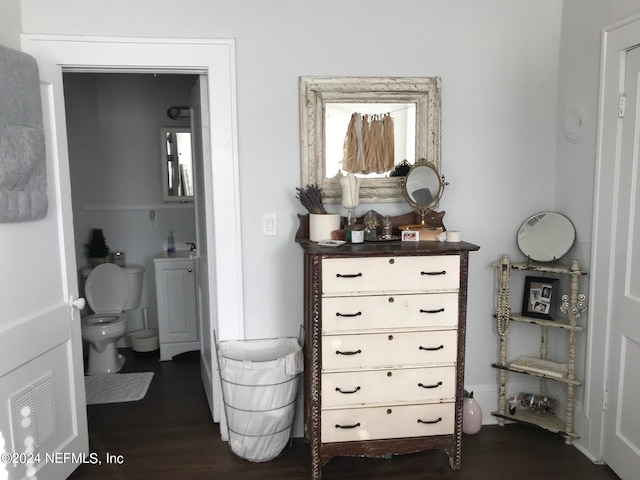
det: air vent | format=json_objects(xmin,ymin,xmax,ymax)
[{"xmin": 10, "ymin": 373, "xmax": 57, "ymax": 457}]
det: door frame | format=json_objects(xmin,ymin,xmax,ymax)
[
  {"xmin": 589, "ymin": 12, "xmax": 640, "ymax": 462},
  {"xmin": 20, "ymin": 34, "xmax": 245, "ymax": 417}
]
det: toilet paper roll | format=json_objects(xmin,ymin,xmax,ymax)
[{"xmin": 446, "ymin": 231, "xmax": 461, "ymax": 242}]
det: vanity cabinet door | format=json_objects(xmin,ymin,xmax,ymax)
[{"xmin": 155, "ymin": 260, "xmax": 199, "ymax": 360}]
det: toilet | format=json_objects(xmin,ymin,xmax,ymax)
[{"xmin": 81, "ymin": 263, "xmax": 145, "ymax": 375}]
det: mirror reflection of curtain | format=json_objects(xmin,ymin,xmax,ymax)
[
  {"xmin": 342, "ymin": 113, "xmax": 395, "ymax": 174},
  {"xmin": 165, "ymin": 130, "xmax": 193, "ymax": 198},
  {"xmin": 166, "ymin": 132, "xmax": 178, "ymax": 196}
]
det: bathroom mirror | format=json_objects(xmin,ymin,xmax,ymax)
[
  {"xmin": 401, "ymin": 160, "xmax": 446, "ymax": 224},
  {"xmin": 517, "ymin": 212, "xmax": 576, "ymax": 262},
  {"xmin": 161, "ymin": 127, "xmax": 194, "ymax": 202},
  {"xmin": 300, "ymin": 76, "xmax": 441, "ymax": 203}
]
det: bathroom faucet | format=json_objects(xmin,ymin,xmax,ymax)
[{"xmin": 186, "ymin": 242, "xmax": 196, "ymax": 252}]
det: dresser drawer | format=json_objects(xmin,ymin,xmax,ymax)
[
  {"xmin": 322, "ymin": 330, "xmax": 457, "ymax": 371},
  {"xmin": 322, "ymin": 292, "xmax": 458, "ymax": 333},
  {"xmin": 322, "ymin": 366, "xmax": 456, "ymax": 408},
  {"xmin": 322, "ymin": 256, "xmax": 460, "ymax": 294},
  {"xmin": 321, "ymin": 402, "xmax": 455, "ymax": 443}
]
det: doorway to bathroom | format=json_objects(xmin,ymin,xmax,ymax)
[
  {"xmin": 63, "ymin": 71, "xmax": 198, "ymax": 339},
  {"xmin": 21, "ymin": 36, "xmax": 245, "ymax": 442}
]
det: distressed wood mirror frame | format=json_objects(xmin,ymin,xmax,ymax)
[{"xmin": 299, "ymin": 76, "xmax": 441, "ymax": 203}]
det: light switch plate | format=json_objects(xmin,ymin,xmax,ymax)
[
  {"xmin": 262, "ymin": 213, "xmax": 277, "ymax": 236},
  {"xmin": 149, "ymin": 209, "xmax": 157, "ymax": 230}
]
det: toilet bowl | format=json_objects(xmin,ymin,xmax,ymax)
[
  {"xmin": 82, "ymin": 314, "xmax": 127, "ymax": 375},
  {"xmin": 81, "ymin": 263, "xmax": 144, "ymax": 375}
]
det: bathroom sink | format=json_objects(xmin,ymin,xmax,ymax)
[
  {"xmin": 155, "ymin": 250, "xmax": 196, "ymax": 261},
  {"xmin": 172, "ymin": 250, "xmax": 195, "ymax": 258}
]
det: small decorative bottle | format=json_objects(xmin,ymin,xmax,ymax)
[
  {"xmin": 381, "ymin": 215, "xmax": 392, "ymax": 239},
  {"xmin": 462, "ymin": 390, "xmax": 482, "ymax": 435}
]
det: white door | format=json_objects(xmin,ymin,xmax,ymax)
[
  {"xmin": 190, "ymin": 76, "xmax": 223, "ymax": 424},
  {"xmin": 0, "ymin": 52, "xmax": 88, "ymax": 478},
  {"xmin": 602, "ymin": 44, "xmax": 640, "ymax": 479}
]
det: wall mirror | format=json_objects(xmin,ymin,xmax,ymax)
[
  {"xmin": 161, "ymin": 127, "xmax": 194, "ymax": 202},
  {"xmin": 517, "ymin": 212, "xmax": 576, "ymax": 262},
  {"xmin": 401, "ymin": 160, "xmax": 446, "ymax": 224},
  {"xmin": 300, "ymin": 76, "xmax": 441, "ymax": 203}
]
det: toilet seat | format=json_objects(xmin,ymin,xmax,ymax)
[
  {"xmin": 82, "ymin": 313, "xmax": 126, "ymax": 327},
  {"xmin": 85, "ymin": 263, "xmax": 130, "ymax": 314}
]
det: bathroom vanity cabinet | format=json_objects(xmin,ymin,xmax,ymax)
[
  {"xmin": 154, "ymin": 255, "xmax": 199, "ymax": 361},
  {"xmin": 297, "ymin": 230, "xmax": 479, "ymax": 479}
]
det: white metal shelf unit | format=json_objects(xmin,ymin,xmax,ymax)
[{"xmin": 491, "ymin": 255, "xmax": 587, "ymax": 444}]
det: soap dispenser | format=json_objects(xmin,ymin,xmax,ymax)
[{"xmin": 167, "ymin": 230, "xmax": 176, "ymax": 255}]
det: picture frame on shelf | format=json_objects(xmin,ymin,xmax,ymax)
[
  {"xmin": 521, "ymin": 276, "xmax": 559, "ymax": 320},
  {"xmin": 401, "ymin": 230, "xmax": 419, "ymax": 242}
]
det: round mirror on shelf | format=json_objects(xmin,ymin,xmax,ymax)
[
  {"xmin": 517, "ymin": 212, "xmax": 576, "ymax": 262},
  {"xmin": 401, "ymin": 160, "xmax": 446, "ymax": 225}
]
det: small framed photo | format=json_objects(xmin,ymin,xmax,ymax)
[
  {"xmin": 401, "ymin": 230, "xmax": 419, "ymax": 242},
  {"xmin": 521, "ymin": 276, "xmax": 559, "ymax": 320}
]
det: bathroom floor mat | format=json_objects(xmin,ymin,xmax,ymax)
[{"xmin": 85, "ymin": 372, "xmax": 154, "ymax": 405}]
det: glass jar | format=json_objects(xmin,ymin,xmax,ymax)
[{"xmin": 346, "ymin": 224, "xmax": 365, "ymax": 243}]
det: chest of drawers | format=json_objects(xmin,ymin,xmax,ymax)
[{"xmin": 299, "ymin": 239, "xmax": 479, "ymax": 479}]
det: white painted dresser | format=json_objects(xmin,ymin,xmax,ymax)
[{"xmin": 298, "ymin": 228, "xmax": 479, "ymax": 479}]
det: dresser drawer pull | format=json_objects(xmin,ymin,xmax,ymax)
[
  {"xmin": 336, "ymin": 273, "xmax": 363, "ymax": 278},
  {"xmin": 335, "ymin": 386, "xmax": 361, "ymax": 394},
  {"xmin": 418, "ymin": 381, "xmax": 443, "ymax": 389},
  {"xmin": 335, "ymin": 422, "xmax": 361, "ymax": 429},
  {"xmin": 336, "ymin": 349, "xmax": 362, "ymax": 356},
  {"xmin": 418, "ymin": 417, "xmax": 443, "ymax": 425},
  {"xmin": 419, "ymin": 344, "xmax": 444, "ymax": 351},
  {"xmin": 419, "ymin": 308, "xmax": 445, "ymax": 314},
  {"xmin": 421, "ymin": 270, "xmax": 446, "ymax": 276},
  {"xmin": 336, "ymin": 311, "xmax": 362, "ymax": 317}
]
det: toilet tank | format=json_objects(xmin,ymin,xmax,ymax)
[{"xmin": 122, "ymin": 264, "xmax": 145, "ymax": 311}]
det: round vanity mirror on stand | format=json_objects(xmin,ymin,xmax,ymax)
[
  {"xmin": 517, "ymin": 212, "xmax": 576, "ymax": 262},
  {"xmin": 401, "ymin": 160, "xmax": 446, "ymax": 225}
]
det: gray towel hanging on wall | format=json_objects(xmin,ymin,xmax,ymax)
[{"xmin": 0, "ymin": 44, "xmax": 48, "ymax": 223}]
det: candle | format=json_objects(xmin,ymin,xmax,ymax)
[{"xmin": 340, "ymin": 173, "xmax": 361, "ymax": 209}]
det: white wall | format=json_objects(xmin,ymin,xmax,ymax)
[
  {"xmin": 555, "ymin": 0, "xmax": 640, "ymax": 459},
  {"xmin": 0, "ymin": 0, "xmax": 21, "ymax": 49},
  {"xmin": 64, "ymin": 73, "xmax": 197, "ymax": 331},
  {"xmin": 18, "ymin": 0, "xmax": 564, "ymax": 430}
]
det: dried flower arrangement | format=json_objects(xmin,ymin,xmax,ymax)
[{"xmin": 295, "ymin": 184, "xmax": 327, "ymax": 214}]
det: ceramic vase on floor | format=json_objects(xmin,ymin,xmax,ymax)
[{"xmin": 462, "ymin": 391, "xmax": 482, "ymax": 435}]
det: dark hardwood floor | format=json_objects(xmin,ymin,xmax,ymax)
[{"xmin": 69, "ymin": 349, "xmax": 620, "ymax": 480}]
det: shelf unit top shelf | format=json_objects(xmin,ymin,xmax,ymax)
[
  {"xmin": 491, "ymin": 259, "xmax": 588, "ymax": 276},
  {"xmin": 510, "ymin": 261, "xmax": 587, "ymax": 276}
]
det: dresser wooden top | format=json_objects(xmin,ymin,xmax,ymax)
[{"xmin": 297, "ymin": 239, "xmax": 480, "ymax": 257}]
